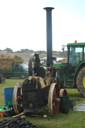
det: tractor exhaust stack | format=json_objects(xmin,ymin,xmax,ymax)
[{"xmin": 44, "ymin": 7, "xmax": 54, "ymax": 66}]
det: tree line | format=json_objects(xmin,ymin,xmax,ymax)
[{"xmin": 0, "ymin": 48, "xmax": 67, "ymax": 58}]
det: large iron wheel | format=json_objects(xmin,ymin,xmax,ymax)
[
  {"xmin": 48, "ymin": 83, "xmax": 60, "ymax": 115},
  {"xmin": 13, "ymin": 82, "xmax": 23, "ymax": 114},
  {"xmin": 76, "ymin": 67, "xmax": 85, "ymax": 97}
]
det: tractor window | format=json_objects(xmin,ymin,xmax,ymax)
[
  {"xmin": 84, "ymin": 47, "xmax": 85, "ymax": 60},
  {"xmin": 69, "ymin": 47, "xmax": 83, "ymax": 66}
]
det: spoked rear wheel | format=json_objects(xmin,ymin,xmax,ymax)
[{"xmin": 48, "ymin": 83, "xmax": 60, "ymax": 115}]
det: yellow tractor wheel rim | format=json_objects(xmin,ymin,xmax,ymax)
[{"xmin": 83, "ymin": 76, "xmax": 85, "ymax": 88}]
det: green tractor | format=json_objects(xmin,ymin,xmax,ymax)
[{"xmin": 57, "ymin": 42, "xmax": 85, "ymax": 97}]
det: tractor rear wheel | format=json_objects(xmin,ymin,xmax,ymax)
[{"xmin": 76, "ymin": 67, "xmax": 85, "ymax": 97}]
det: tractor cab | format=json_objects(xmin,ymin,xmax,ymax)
[
  {"xmin": 58, "ymin": 42, "xmax": 85, "ymax": 88},
  {"xmin": 67, "ymin": 43, "xmax": 85, "ymax": 66}
]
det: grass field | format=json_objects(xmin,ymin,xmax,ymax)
[{"xmin": 0, "ymin": 79, "xmax": 85, "ymax": 128}]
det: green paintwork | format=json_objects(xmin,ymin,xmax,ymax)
[
  {"xmin": 67, "ymin": 42, "xmax": 85, "ymax": 46},
  {"xmin": 43, "ymin": 62, "xmax": 64, "ymax": 68},
  {"xmin": 53, "ymin": 63, "xmax": 63, "ymax": 67}
]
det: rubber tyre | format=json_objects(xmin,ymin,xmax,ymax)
[{"xmin": 76, "ymin": 67, "xmax": 85, "ymax": 97}]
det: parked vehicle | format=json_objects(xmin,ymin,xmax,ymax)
[{"xmin": 0, "ymin": 63, "xmax": 28, "ymax": 79}]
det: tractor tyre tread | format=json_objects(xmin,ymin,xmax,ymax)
[{"xmin": 76, "ymin": 67, "xmax": 85, "ymax": 97}]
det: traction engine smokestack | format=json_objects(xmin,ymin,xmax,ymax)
[{"xmin": 44, "ymin": 7, "xmax": 54, "ymax": 66}]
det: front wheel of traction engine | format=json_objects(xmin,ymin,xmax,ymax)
[
  {"xmin": 13, "ymin": 82, "xmax": 23, "ymax": 114},
  {"xmin": 76, "ymin": 67, "xmax": 85, "ymax": 97},
  {"xmin": 48, "ymin": 83, "xmax": 60, "ymax": 115}
]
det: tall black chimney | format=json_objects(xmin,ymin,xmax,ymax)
[{"xmin": 44, "ymin": 7, "xmax": 54, "ymax": 66}]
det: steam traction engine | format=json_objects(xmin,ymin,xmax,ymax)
[
  {"xmin": 13, "ymin": 53, "xmax": 63, "ymax": 115},
  {"xmin": 13, "ymin": 7, "xmax": 67, "ymax": 115}
]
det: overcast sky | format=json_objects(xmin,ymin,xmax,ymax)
[{"xmin": 0, "ymin": 0, "xmax": 85, "ymax": 51}]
